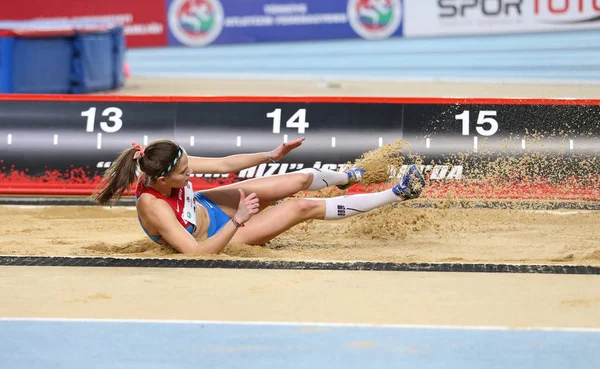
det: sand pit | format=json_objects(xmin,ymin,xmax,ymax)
[
  {"xmin": 2, "ymin": 131, "xmax": 599, "ymax": 265},
  {"xmin": 1, "ymin": 203, "xmax": 598, "ymax": 266}
]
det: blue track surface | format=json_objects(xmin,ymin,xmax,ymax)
[
  {"xmin": 1, "ymin": 319, "xmax": 599, "ymax": 369},
  {"xmin": 127, "ymin": 30, "xmax": 600, "ymax": 82}
]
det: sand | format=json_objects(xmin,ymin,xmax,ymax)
[{"xmin": 1, "ymin": 204, "xmax": 599, "ymax": 266}]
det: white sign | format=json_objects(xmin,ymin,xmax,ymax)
[{"xmin": 404, "ymin": 0, "xmax": 600, "ymax": 37}]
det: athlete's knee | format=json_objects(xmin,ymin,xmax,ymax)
[
  {"xmin": 296, "ymin": 169, "xmax": 314, "ymax": 190},
  {"xmin": 291, "ymin": 198, "xmax": 322, "ymax": 218}
]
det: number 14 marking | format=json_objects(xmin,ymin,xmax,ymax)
[{"xmin": 267, "ymin": 108, "xmax": 310, "ymax": 134}]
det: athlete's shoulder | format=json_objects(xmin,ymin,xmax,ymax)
[{"xmin": 137, "ymin": 192, "xmax": 171, "ymax": 217}]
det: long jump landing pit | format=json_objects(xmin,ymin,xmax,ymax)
[
  {"xmin": 2, "ymin": 81, "xmax": 600, "ymax": 332},
  {"xmin": 1, "ymin": 201, "xmax": 600, "ymax": 329},
  {"xmin": 1, "ymin": 201, "xmax": 599, "ymax": 266}
]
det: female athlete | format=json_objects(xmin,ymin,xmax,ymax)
[{"xmin": 94, "ymin": 138, "xmax": 425, "ymax": 254}]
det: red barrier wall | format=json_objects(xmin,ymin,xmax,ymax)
[
  {"xmin": 1, "ymin": 95, "xmax": 599, "ymax": 200},
  {"xmin": 0, "ymin": 1, "xmax": 166, "ymax": 48}
]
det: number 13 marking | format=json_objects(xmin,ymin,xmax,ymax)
[{"xmin": 82, "ymin": 107, "xmax": 124, "ymax": 133}]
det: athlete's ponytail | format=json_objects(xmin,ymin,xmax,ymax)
[
  {"xmin": 94, "ymin": 139, "xmax": 182, "ymax": 205},
  {"xmin": 94, "ymin": 146, "xmax": 140, "ymax": 206}
]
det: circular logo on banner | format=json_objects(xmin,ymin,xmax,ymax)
[
  {"xmin": 168, "ymin": 0, "xmax": 224, "ymax": 47},
  {"xmin": 347, "ymin": 0, "xmax": 402, "ymax": 40}
]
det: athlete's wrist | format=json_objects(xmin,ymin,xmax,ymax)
[
  {"xmin": 231, "ymin": 216, "xmax": 245, "ymax": 228},
  {"xmin": 266, "ymin": 152, "xmax": 277, "ymax": 163}
]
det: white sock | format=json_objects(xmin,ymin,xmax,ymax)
[
  {"xmin": 299, "ymin": 168, "xmax": 349, "ymax": 191},
  {"xmin": 309, "ymin": 189, "xmax": 402, "ymax": 220}
]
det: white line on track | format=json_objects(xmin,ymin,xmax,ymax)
[{"xmin": 1, "ymin": 317, "xmax": 598, "ymax": 333}]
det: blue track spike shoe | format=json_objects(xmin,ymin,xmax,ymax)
[
  {"xmin": 337, "ymin": 167, "xmax": 366, "ymax": 190},
  {"xmin": 392, "ymin": 164, "xmax": 426, "ymax": 200}
]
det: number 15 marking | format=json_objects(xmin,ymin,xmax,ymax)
[
  {"xmin": 456, "ymin": 110, "xmax": 498, "ymax": 136},
  {"xmin": 267, "ymin": 108, "xmax": 310, "ymax": 134}
]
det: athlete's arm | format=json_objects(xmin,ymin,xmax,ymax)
[
  {"xmin": 188, "ymin": 137, "xmax": 305, "ymax": 174},
  {"xmin": 144, "ymin": 190, "xmax": 259, "ymax": 254},
  {"xmin": 140, "ymin": 200, "xmax": 229, "ymax": 254},
  {"xmin": 141, "ymin": 199, "xmax": 198, "ymax": 253},
  {"xmin": 188, "ymin": 153, "xmax": 270, "ymax": 175}
]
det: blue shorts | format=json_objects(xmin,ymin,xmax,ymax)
[
  {"xmin": 194, "ymin": 192, "xmax": 231, "ymax": 238},
  {"xmin": 138, "ymin": 192, "xmax": 231, "ymax": 244}
]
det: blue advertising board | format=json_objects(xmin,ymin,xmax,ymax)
[{"xmin": 166, "ymin": 0, "xmax": 404, "ymax": 47}]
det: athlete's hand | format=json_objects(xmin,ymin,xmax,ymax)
[
  {"xmin": 234, "ymin": 189, "xmax": 260, "ymax": 224},
  {"xmin": 268, "ymin": 137, "xmax": 305, "ymax": 162}
]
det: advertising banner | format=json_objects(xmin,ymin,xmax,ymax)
[
  {"xmin": 1, "ymin": 96, "xmax": 599, "ymax": 201},
  {"xmin": 1, "ymin": 1, "xmax": 405, "ymax": 48},
  {"xmin": 0, "ymin": 0, "xmax": 167, "ymax": 48},
  {"xmin": 165, "ymin": 0, "xmax": 404, "ymax": 47},
  {"xmin": 404, "ymin": 0, "xmax": 600, "ymax": 37}
]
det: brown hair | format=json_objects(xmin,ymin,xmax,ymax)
[{"xmin": 94, "ymin": 139, "xmax": 182, "ymax": 205}]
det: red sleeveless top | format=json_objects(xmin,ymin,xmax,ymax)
[{"xmin": 135, "ymin": 178, "xmax": 196, "ymax": 231}]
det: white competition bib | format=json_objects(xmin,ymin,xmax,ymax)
[{"xmin": 181, "ymin": 182, "xmax": 197, "ymax": 226}]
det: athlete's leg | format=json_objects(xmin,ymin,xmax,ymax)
[
  {"xmin": 229, "ymin": 164, "xmax": 426, "ymax": 245},
  {"xmin": 230, "ymin": 198, "xmax": 325, "ymax": 245},
  {"xmin": 201, "ymin": 168, "xmax": 357, "ymax": 215},
  {"xmin": 231, "ymin": 188, "xmax": 403, "ymax": 245}
]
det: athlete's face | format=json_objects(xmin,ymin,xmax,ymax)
[{"xmin": 166, "ymin": 153, "xmax": 193, "ymax": 188}]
